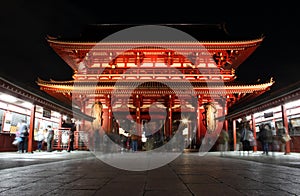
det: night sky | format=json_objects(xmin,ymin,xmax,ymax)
[{"xmin": 0, "ymin": 1, "xmax": 299, "ymax": 92}]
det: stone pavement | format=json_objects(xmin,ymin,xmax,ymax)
[{"xmin": 0, "ymin": 150, "xmax": 300, "ymax": 195}]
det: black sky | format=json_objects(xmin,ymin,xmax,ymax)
[{"xmin": 0, "ymin": 1, "xmax": 299, "ymax": 91}]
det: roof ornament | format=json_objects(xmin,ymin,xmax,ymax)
[
  {"xmin": 46, "ymin": 35, "xmax": 58, "ymax": 40},
  {"xmin": 221, "ymin": 22, "xmax": 230, "ymax": 35}
]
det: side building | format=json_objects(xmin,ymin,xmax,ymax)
[
  {"xmin": 226, "ymin": 80, "xmax": 300, "ymax": 154},
  {"xmin": 0, "ymin": 76, "xmax": 93, "ymax": 152}
]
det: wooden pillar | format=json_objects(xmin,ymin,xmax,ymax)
[
  {"xmin": 281, "ymin": 104, "xmax": 291, "ymax": 154},
  {"xmin": 57, "ymin": 129, "xmax": 62, "ymax": 150},
  {"xmin": 81, "ymin": 100, "xmax": 86, "ymax": 129},
  {"xmin": 135, "ymin": 95, "xmax": 142, "ymax": 150},
  {"xmin": 108, "ymin": 107, "xmax": 112, "ymax": 132},
  {"xmin": 75, "ymin": 122, "xmax": 80, "ymax": 150},
  {"xmin": 197, "ymin": 97, "xmax": 201, "ymax": 146},
  {"xmin": 136, "ymin": 95, "xmax": 141, "ymax": 135},
  {"xmin": 107, "ymin": 95, "xmax": 112, "ymax": 133},
  {"xmin": 187, "ymin": 122, "xmax": 191, "ymax": 149},
  {"xmin": 233, "ymin": 119, "xmax": 236, "ymax": 151},
  {"xmin": 1, "ymin": 110, "xmax": 6, "ymax": 132},
  {"xmin": 59, "ymin": 114, "xmax": 62, "ymax": 129},
  {"xmin": 74, "ymin": 130, "xmax": 79, "ymax": 150},
  {"xmin": 27, "ymin": 104, "xmax": 36, "ymax": 153},
  {"xmin": 251, "ymin": 114, "xmax": 257, "ymax": 152},
  {"xmin": 224, "ymin": 102, "xmax": 228, "ymax": 131},
  {"xmin": 168, "ymin": 99, "xmax": 172, "ymax": 137}
]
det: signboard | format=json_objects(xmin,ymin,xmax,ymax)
[
  {"xmin": 43, "ymin": 108, "xmax": 51, "ymax": 118},
  {"xmin": 3, "ymin": 112, "xmax": 12, "ymax": 131},
  {"xmin": 264, "ymin": 112, "xmax": 273, "ymax": 118}
]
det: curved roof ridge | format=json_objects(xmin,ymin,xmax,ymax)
[
  {"xmin": 36, "ymin": 78, "xmax": 274, "ymax": 87},
  {"xmin": 46, "ymin": 37, "xmax": 264, "ymax": 45},
  {"xmin": 46, "ymin": 23, "xmax": 263, "ymax": 43}
]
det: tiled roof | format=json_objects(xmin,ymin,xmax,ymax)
[
  {"xmin": 0, "ymin": 76, "xmax": 93, "ymax": 121},
  {"xmin": 49, "ymin": 23, "xmax": 262, "ymax": 42},
  {"xmin": 227, "ymin": 80, "xmax": 300, "ymax": 118},
  {"xmin": 37, "ymin": 78, "xmax": 273, "ymax": 94}
]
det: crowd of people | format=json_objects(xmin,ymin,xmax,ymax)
[
  {"xmin": 13, "ymin": 121, "xmax": 75, "ymax": 153},
  {"xmin": 217, "ymin": 120, "xmax": 291, "ymax": 156},
  {"xmin": 13, "ymin": 118, "xmax": 292, "ymax": 155}
]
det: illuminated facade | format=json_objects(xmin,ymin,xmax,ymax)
[
  {"xmin": 37, "ymin": 24, "xmax": 274, "ymax": 149},
  {"xmin": 227, "ymin": 80, "xmax": 300, "ymax": 153},
  {"xmin": 0, "ymin": 76, "xmax": 93, "ymax": 152}
]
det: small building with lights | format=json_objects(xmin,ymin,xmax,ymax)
[
  {"xmin": 226, "ymin": 80, "xmax": 300, "ymax": 154},
  {"xmin": 0, "ymin": 76, "xmax": 93, "ymax": 152}
]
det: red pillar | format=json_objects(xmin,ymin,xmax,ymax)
[
  {"xmin": 233, "ymin": 119, "xmax": 236, "ymax": 151},
  {"xmin": 59, "ymin": 114, "xmax": 62, "ymax": 129},
  {"xmin": 108, "ymin": 107, "xmax": 112, "ymax": 133},
  {"xmin": 74, "ymin": 131, "xmax": 79, "ymax": 150},
  {"xmin": 57, "ymin": 130, "xmax": 62, "ymax": 150},
  {"xmin": 165, "ymin": 95, "xmax": 173, "ymax": 137},
  {"xmin": 136, "ymin": 107, "xmax": 141, "ymax": 134},
  {"xmin": 136, "ymin": 95, "xmax": 141, "ymax": 148},
  {"xmin": 81, "ymin": 100, "xmax": 86, "ymax": 130},
  {"xmin": 168, "ymin": 100, "xmax": 172, "ymax": 137},
  {"xmin": 107, "ymin": 95, "xmax": 112, "ymax": 133},
  {"xmin": 224, "ymin": 103, "xmax": 228, "ymax": 131},
  {"xmin": 27, "ymin": 105, "xmax": 36, "ymax": 153},
  {"xmin": 281, "ymin": 104, "xmax": 291, "ymax": 154},
  {"xmin": 251, "ymin": 114, "xmax": 257, "ymax": 152},
  {"xmin": 197, "ymin": 98, "xmax": 201, "ymax": 146}
]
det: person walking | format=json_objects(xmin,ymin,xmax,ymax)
[
  {"xmin": 67, "ymin": 126, "xmax": 75, "ymax": 152},
  {"xmin": 17, "ymin": 120, "xmax": 29, "ymax": 153},
  {"xmin": 241, "ymin": 124, "xmax": 251, "ymax": 155},
  {"xmin": 218, "ymin": 129, "xmax": 229, "ymax": 156},
  {"xmin": 257, "ymin": 124, "xmax": 265, "ymax": 154},
  {"xmin": 236, "ymin": 131, "xmax": 242, "ymax": 154},
  {"xmin": 36, "ymin": 128, "xmax": 45, "ymax": 152},
  {"xmin": 281, "ymin": 128, "xmax": 291, "ymax": 155},
  {"xmin": 260, "ymin": 123, "xmax": 273, "ymax": 155},
  {"xmin": 46, "ymin": 125, "xmax": 54, "ymax": 152},
  {"xmin": 130, "ymin": 129, "xmax": 138, "ymax": 152}
]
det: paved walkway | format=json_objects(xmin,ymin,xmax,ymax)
[{"xmin": 0, "ymin": 150, "xmax": 299, "ymax": 195}]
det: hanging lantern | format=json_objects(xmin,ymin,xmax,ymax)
[{"xmin": 202, "ymin": 102, "xmax": 217, "ymax": 133}]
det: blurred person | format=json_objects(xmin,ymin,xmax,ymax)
[
  {"xmin": 46, "ymin": 125, "xmax": 54, "ymax": 152},
  {"xmin": 130, "ymin": 128, "xmax": 138, "ymax": 152},
  {"xmin": 281, "ymin": 128, "xmax": 291, "ymax": 155},
  {"xmin": 67, "ymin": 131, "xmax": 74, "ymax": 152},
  {"xmin": 17, "ymin": 120, "xmax": 29, "ymax": 153},
  {"xmin": 67, "ymin": 125, "xmax": 76, "ymax": 152},
  {"xmin": 240, "ymin": 123, "xmax": 252, "ymax": 155},
  {"xmin": 246, "ymin": 129, "xmax": 255, "ymax": 152},
  {"xmin": 120, "ymin": 134, "xmax": 128, "ymax": 152},
  {"xmin": 257, "ymin": 124, "xmax": 264, "ymax": 153},
  {"xmin": 260, "ymin": 124, "xmax": 273, "ymax": 155},
  {"xmin": 103, "ymin": 133, "xmax": 109, "ymax": 153},
  {"xmin": 218, "ymin": 129, "xmax": 229, "ymax": 156},
  {"xmin": 93, "ymin": 129, "xmax": 101, "ymax": 152},
  {"xmin": 36, "ymin": 128, "xmax": 45, "ymax": 152},
  {"xmin": 236, "ymin": 131, "xmax": 242, "ymax": 153}
]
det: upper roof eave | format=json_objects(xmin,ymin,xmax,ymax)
[
  {"xmin": 226, "ymin": 80, "xmax": 300, "ymax": 119},
  {"xmin": 47, "ymin": 23, "xmax": 264, "ymax": 43},
  {"xmin": 0, "ymin": 76, "xmax": 93, "ymax": 121},
  {"xmin": 36, "ymin": 78, "xmax": 274, "ymax": 92},
  {"xmin": 46, "ymin": 37, "xmax": 264, "ymax": 46}
]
